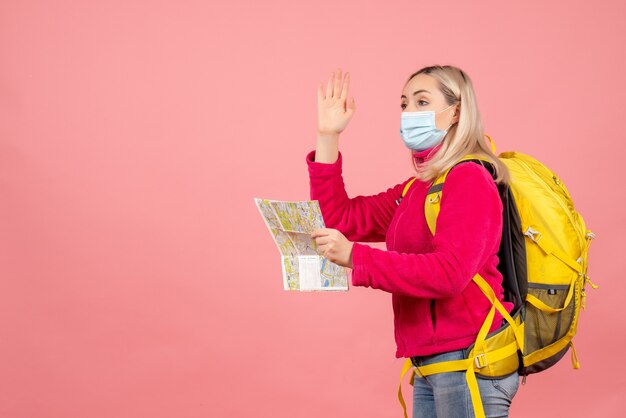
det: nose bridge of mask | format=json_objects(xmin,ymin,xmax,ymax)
[
  {"xmin": 401, "ymin": 103, "xmax": 454, "ymax": 128},
  {"xmin": 401, "ymin": 110, "xmax": 435, "ymax": 127}
]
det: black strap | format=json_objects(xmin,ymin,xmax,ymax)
[
  {"xmin": 454, "ymin": 159, "xmax": 497, "ymax": 179},
  {"xmin": 426, "ymin": 159, "xmax": 496, "ymax": 195},
  {"xmin": 426, "ymin": 183, "xmax": 444, "ymax": 194}
]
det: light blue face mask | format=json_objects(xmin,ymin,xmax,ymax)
[{"xmin": 400, "ymin": 104, "xmax": 456, "ymax": 151}]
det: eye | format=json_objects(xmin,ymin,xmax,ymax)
[
  {"xmin": 400, "ymin": 103, "xmax": 407, "ymax": 109},
  {"xmin": 418, "ymin": 100, "xmax": 429, "ymax": 106}
]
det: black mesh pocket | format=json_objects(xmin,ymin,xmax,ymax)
[{"xmin": 524, "ymin": 282, "xmax": 576, "ymax": 354}]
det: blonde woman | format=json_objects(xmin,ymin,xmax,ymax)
[{"xmin": 308, "ymin": 65, "xmax": 519, "ymax": 417}]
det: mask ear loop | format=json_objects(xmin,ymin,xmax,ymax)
[
  {"xmin": 438, "ymin": 104, "xmax": 456, "ymax": 114},
  {"xmin": 444, "ymin": 103, "xmax": 460, "ymax": 133},
  {"xmin": 442, "ymin": 102, "xmax": 460, "ymax": 134}
]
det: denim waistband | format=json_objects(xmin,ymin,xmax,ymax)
[{"xmin": 410, "ymin": 347, "xmax": 470, "ymax": 368}]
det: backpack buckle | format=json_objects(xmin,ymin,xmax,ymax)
[
  {"xmin": 524, "ymin": 226, "xmax": 543, "ymax": 242},
  {"xmin": 428, "ymin": 194, "xmax": 440, "ymax": 203},
  {"xmin": 474, "ymin": 353, "xmax": 488, "ymax": 369}
]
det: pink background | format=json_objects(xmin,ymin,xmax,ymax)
[{"xmin": 1, "ymin": 1, "xmax": 624, "ymax": 417}]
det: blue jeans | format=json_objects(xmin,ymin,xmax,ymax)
[{"xmin": 411, "ymin": 348, "xmax": 520, "ymax": 418}]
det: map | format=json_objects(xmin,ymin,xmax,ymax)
[{"xmin": 254, "ymin": 198, "xmax": 349, "ymax": 292}]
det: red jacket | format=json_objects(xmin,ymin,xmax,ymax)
[{"xmin": 306, "ymin": 146, "xmax": 514, "ymax": 358}]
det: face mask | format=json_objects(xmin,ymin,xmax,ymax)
[{"xmin": 400, "ymin": 104, "xmax": 456, "ymax": 151}]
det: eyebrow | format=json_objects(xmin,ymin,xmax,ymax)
[{"xmin": 401, "ymin": 89, "xmax": 431, "ymax": 99}]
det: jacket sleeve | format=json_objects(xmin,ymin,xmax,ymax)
[
  {"xmin": 350, "ymin": 162, "xmax": 503, "ymax": 298},
  {"xmin": 306, "ymin": 149, "xmax": 414, "ymax": 242}
]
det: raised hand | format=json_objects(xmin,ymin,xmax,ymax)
[{"xmin": 317, "ymin": 68, "xmax": 356, "ymax": 135}]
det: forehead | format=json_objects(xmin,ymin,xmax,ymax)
[{"xmin": 402, "ymin": 74, "xmax": 441, "ymax": 97}]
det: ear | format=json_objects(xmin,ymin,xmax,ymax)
[{"xmin": 452, "ymin": 104, "xmax": 460, "ymax": 121}]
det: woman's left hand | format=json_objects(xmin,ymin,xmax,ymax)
[{"xmin": 311, "ymin": 228, "xmax": 354, "ymax": 269}]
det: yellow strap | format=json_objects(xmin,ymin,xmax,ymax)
[
  {"xmin": 569, "ymin": 341, "xmax": 580, "ymax": 369},
  {"xmin": 401, "ymin": 358, "xmax": 491, "ymax": 418},
  {"xmin": 526, "ymin": 282, "xmax": 575, "ymax": 313},
  {"xmin": 398, "ymin": 358, "xmax": 415, "ymax": 418},
  {"xmin": 400, "ymin": 356, "xmax": 486, "ymax": 418},
  {"xmin": 483, "ymin": 340, "xmax": 519, "ymax": 365},
  {"xmin": 585, "ymin": 276, "xmax": 599, "ymax": 289},
  {"xmin": 466, "ymin": 366, "xmax": 486, "ymax": 418},
  {"xmin": 546, "ymin": 245, "xmax": 583, "ymax": 274},
  {"xmin": 425, "ymin": 190, "xmax": 440, "ymax": 235},
  {"xmin": 473, "ymin": 276, "xmax": 517, "ymax": 328},
  {"xmin": 424, "ymin": 154, "xmax": 493, "ymax": 235},
  {"xmin": 523, "ymin": 225, "xmax": 583, "ymax": 274},
  {"xmin": 474, "ymin": 300, "xmax": 497, "ymax": 357},
  {"xmin": 415, "ymin": 341, "xmax": 518, "ymax": 378},
  {"xmin": 472, "ymin": 275, "xmax": 524, "ymax": 350},
  {"xmin": 412, "ymin": 359, "xmax": 488, "ymax": 418},
  {"xmin": 414, "ymin": 358, "xmax": 474, "ymax": 376},
  {"xmin": 402, "ymin": 177, "xmax": 418, "ymax": 198},
  {"xmin": 405, "ymin": 274, "xmax": 521, "ymax": 418}
]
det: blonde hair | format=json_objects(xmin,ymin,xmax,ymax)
[{"xmin": 406, "ymin": 65, "xmax": 510, "ymax": 185}]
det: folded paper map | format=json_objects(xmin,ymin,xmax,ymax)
[{"xmin": 254, "ymin": 198, "xmax": 349, "ymax": 291}]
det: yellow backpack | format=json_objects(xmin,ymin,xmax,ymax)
[{"xmin": 397, "ymin": 136, "xmax": 597, "ymax": 418}]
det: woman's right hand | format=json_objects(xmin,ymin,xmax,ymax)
[{"xmin": 317, "ymin": 68, "xmax": 356, "ymax": 136}]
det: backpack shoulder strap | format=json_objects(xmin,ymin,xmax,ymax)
[
  {"xmin": 425, "ymin": 154, "xmax": 494, "ymax": 235},
  {"xmin": 401, "ymin": 177, "xmax": 418, "ymax": 199}
]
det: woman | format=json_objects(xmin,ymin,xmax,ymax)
[{"xmin": 308, "ymin": 65, "xmax": 520, "ymax": 417}]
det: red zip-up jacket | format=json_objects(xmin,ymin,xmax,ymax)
[{"xmin": 306, "ymin": 145, "xmax": 514, "ymax": 358}]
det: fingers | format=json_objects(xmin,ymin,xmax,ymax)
[
  {"xmin": 311, "ymin": 228, "xmax": 334, "ymax": 250},
  {"xmin": 313, "ymin": 237, "xmax": 330, "ymax": 247},
  {"xmin": 313, "ymin": 237, "xmax": 330, "ymax": 256},
  {"xmin": 340, "ymin": 72, "xmax": 350, "ymax": 101},
  {"xmin": 325, "ymin": 72, "xmax": 333, "ymax": 99},
  {"xmin": 311, "ymin": 227, "xmax": 329, "ymax": 238},
  {"xmin": 321, "ymin": 68, "xmax": 350, "ymax": 102},
  {"xmin": 333, "ymin": 68, "xmax": 342, "ymax": 98},
  {"xmin": 346, "ymin": 96, "xmax": 356, "ymax": 118}
]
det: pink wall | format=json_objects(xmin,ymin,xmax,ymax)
[{"xmin": 1, "ymin": 1, "xmax": 624, "ymax": 417}]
